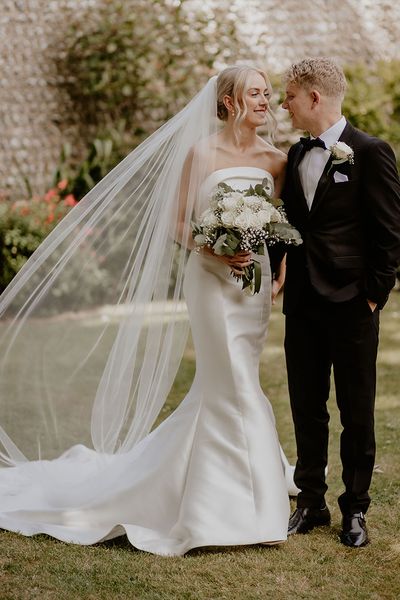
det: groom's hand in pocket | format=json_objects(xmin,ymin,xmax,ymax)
[
  {"xmin": 271, "ymin": 279, "xmax": 283, "ymax": 305},
  {"xmin": 367, "ymin": 299, "xmax": 378, "ymax": 312}
]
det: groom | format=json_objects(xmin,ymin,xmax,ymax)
[{"xmin": 281, "ymin": 57, "xmax": 400, "ymax": 547}]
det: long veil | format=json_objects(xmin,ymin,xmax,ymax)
[{"xmin": 0, "ymin": 76, "xmax": 219, "ymax": 465}]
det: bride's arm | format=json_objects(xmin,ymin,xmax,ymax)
[
  {"xmin": 271, "ymin": 152, "xmax": 287, "ymax": 303},
  {"xmin": 273, "ymin": 151, "xmax": 287, "ymax": 199},
  {"xmin": 175, "ymin": 149, "xmax": 196, "ymax": 250}
]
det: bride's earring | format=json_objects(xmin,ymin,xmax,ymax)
[{"xmin": 231, "ymin": 110, "xmax": 235, "ymax": 117}]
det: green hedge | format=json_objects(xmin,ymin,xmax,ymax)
[
  {"xmin": 55, "ymin": 0, "xmax": 248, "ymax": 198},
  {"xmin": 343, "ymin": 61, "xmax": 400, "ymax": 164},
  {"xmin": 0, "ymin": 185, "xmax": 77, "ymax": 293}
]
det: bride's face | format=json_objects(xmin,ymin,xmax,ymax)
[{"xmin": 241, "ymin": 72, "xmax": 270, "ymax": 127}]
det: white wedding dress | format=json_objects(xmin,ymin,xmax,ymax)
[{"xmin": 0, "ymin": 167, "xmax": 295, "ymax": 556}]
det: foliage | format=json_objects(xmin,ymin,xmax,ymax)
[
  {"xmin": 56, "ymin": 0, "xmax": 249, "ymax": 196},
  {"xmin": 343, "ymin": 60, "xmax": 400, "ymax": 164},
  {"xmin": 62, "ymin": 0, "xmax": 245, "ymax": 126},
  {"xmin": 0, "ymin": 184, "xmax": 77, "ymax": 293},
  {"xmin": 52, "ymin": 135, "xmax": 125, "ymax": 201}
]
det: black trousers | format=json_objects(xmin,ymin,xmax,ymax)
[{"xmin": 284, "ymin": 283, "xmax": 379, "ymax": 515}]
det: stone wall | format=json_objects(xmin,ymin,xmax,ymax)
[
  {"xmin": 0, "ymin": 0, "xmax": 95, "ymax": 197},
  {"xmin": 0, "ymin": 0, "xmax": 399, "ymax": 197},
  {"xmin": 247, "ymin": 0, "xmax": 400, "ymax": 69}
]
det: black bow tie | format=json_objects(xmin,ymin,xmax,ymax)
[{"xmin": 300, "ymin": 136, "xmax": 326, "ymax": 151}]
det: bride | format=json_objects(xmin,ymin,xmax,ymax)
[{"xmin": 0, "ymin": 65, "xmax": 296, "ymax": 556}]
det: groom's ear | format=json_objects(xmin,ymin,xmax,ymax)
[{"xmin": 310, "ymin": 90, "xmax": 321, "ymax": 108}]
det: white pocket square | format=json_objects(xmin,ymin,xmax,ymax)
[{"xmin": 334, "ymin": 171, "xmax": 348, "ymax": 183}]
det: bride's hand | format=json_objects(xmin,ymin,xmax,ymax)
[{"xmin": 201, "ymin": 246, "xmax": 252, "ymax": 275}]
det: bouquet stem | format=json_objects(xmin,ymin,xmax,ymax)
[{"xmin": 240, "ymin": 259, "xmax": 262, "ymax": 294}]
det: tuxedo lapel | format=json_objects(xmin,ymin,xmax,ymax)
[
  {"xmin": 291, "ymin": 143, "xmax": 309, "ymax": 214},
  {"xmin": 309, "ymin": 121, "xmax": 355, "ymax": 218},
  {"xmin": 308, "ymin": 154, "xmax": 334, "ymax": 217}
]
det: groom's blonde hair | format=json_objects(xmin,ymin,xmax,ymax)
[{"xmin": 284, "ymin": 58, "xmax": 347, "ymax": 99}]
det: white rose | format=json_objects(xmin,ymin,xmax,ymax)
[
  {"xmin": 220, "ymin": 191, "xmax": 243, "ymax": 211},
  {"xmin": 200, "ymin": 208, "xmax": 219, "ymax": 227},
  {"xmin": 249, "ymin": 212, "xmax": 264, "ymax": 228},
  {"xmin": 270, "ymin": 207, "xmax": 283, "ymax": 223},
  {"xmin": 234, "ymin": 208, "xmax": 253, "ymax": 230},
  {"xmin": 243, "ymin": 195, "xmax": 262, "ymax": 210},
  {"xmin": 331, "ymin": 141, "xmax": 353, "ymax": 160},
  {"xmin": 257, "ymin": 204, "xmax": 275, "ymax": 224},
  {"xmin": 230, "ymin": 191, "xmax": 244, "ymax": 201},
  {"xmin": 256, "ymin": 209, "xmax": 270, "ymax": 225},
  {"xmin": 260, "ymin": 199, "xmax": 273, "ymax": 211},
  {"xmin": 220, "ymin": 210, "xmax": 236, "ymax": 227}
]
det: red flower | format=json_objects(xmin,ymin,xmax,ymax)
[
  {"xmin": 57, "ymin": 179, "xmax": 68, "ymax": 191},
  {"xmin": 46, "ymin": 213, "xmax": 55, "ymax": 224},
  {"xmin": 64, "ymin": 194, "xmax": 78, "ymax": 207},
  {"xmin": 45, "ymin": 189, "xmax": 58, "ymax": 203}
]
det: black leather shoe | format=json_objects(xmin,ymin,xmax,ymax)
[
  {"xmin": 340, "ymin": 512, "xmax": 369, "ymax": 547},
  {"xmin": 288, "ymin": 506, "xmax": 331, "ymax": 535}
]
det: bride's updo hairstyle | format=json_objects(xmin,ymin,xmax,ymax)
[{"xmin": 217, "ymin": 65, "xmax": 276, "ymax": 140}]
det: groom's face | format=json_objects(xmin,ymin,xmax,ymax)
[{"xmin": 282, "ymin": 83, "xmax": 313, "ymax": 130}]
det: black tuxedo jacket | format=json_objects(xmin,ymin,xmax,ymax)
[{"xmin": 282, "ymin": 121, "xmax": 400, "ymax": 314}]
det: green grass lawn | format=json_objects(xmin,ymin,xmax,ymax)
[{"xmin": 1, "ymin": 292, "xmax": 399, "ymax": 600}]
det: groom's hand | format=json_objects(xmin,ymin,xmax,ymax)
[
  {"xmin": 271, "ymin": 279, "xmax": 283, "ymax": 305},
  {"xmin": 367, "ymin": 299, "xmax": 378, "ymax": 312}
]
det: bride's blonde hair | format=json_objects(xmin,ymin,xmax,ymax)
[{"xmin": 217, "ymin": 65, "xmax": 276, "ymax": 141}]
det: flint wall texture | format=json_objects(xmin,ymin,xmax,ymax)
[
  {"xmin": 0, "ymin": 0, "xmax": 399, "ymax": 197},
  {"xmin": 0, "ymin": 0, "xmax": 95, "ymax": 197}
]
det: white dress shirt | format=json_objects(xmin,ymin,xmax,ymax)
[{"xmin": 299, "ymin": 116, "xmax": 346, "ymax": 209}]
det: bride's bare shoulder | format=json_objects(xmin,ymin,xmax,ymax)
[
  {"xmin": 257, "ymin": 137, "xmax": 287, "ymax": 173},
  {"xmin": 257, "ymin": 136, "xmax": 286, "ymax": 159}
]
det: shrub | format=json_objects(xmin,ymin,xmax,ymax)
[
  {"xmin": 55, "ymin": 0, "xmax": 249, "ymax": 195},
  {"xmin": 53, "ymin": 137, "xmax": 124, "ymax": 201},
  {"xmin": 343, "ymin": 61, "xmax": 400, "ymax": 164},
  {"xmin": 0, "ymin": 183, "xmax": 78, "ymax": 292},
  {"xmin": 61, "ymin": 0, "xmax": 246, "ymax": 129}
]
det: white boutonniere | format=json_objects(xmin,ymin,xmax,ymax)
[{"xmin": 328, "ymin": 141, "xmax": 354, "ymax": 174}]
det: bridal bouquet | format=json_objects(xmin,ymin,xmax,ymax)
[{"xmin": 192, "ymin": 178, "xmax": 302, "ymax": 293}]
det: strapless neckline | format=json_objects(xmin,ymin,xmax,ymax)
[
  {"xmin": 197, "ymin": 167, "xmax": 275, "ymax": 218},
  {"xmin": 206, "ymin": 166, "xmax": 273, "ymax": 180},
  {"xmin": 200, "ymin": 166, "xmax": 274, "ymax": 195}
]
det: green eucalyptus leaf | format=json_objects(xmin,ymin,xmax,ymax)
[
  {"xmin": 213, "ymin": 233, "xmax": 228, "ymax": 255},
  {"xmin": 225, "ymin": 233, "xmax": 240, "ymax": 249},
  {"xmin": 218, "ymin": 182, "xmax": 234, "ymax": 193},
  {"xmin": 253, "ymin": 260, "xmax": 262, "ymax": 293},
  {"xmin": 194, "ymin": 234, "xmax": 207, "ymax": 246},
  {"xmin": 254, "ymin": 184, "xmax": 265, "ymax": 195}
]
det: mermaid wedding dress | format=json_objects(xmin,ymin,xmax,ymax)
[{"xmin": 0, "ymin": 167, "xmax": 295, "ymax": 556}]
